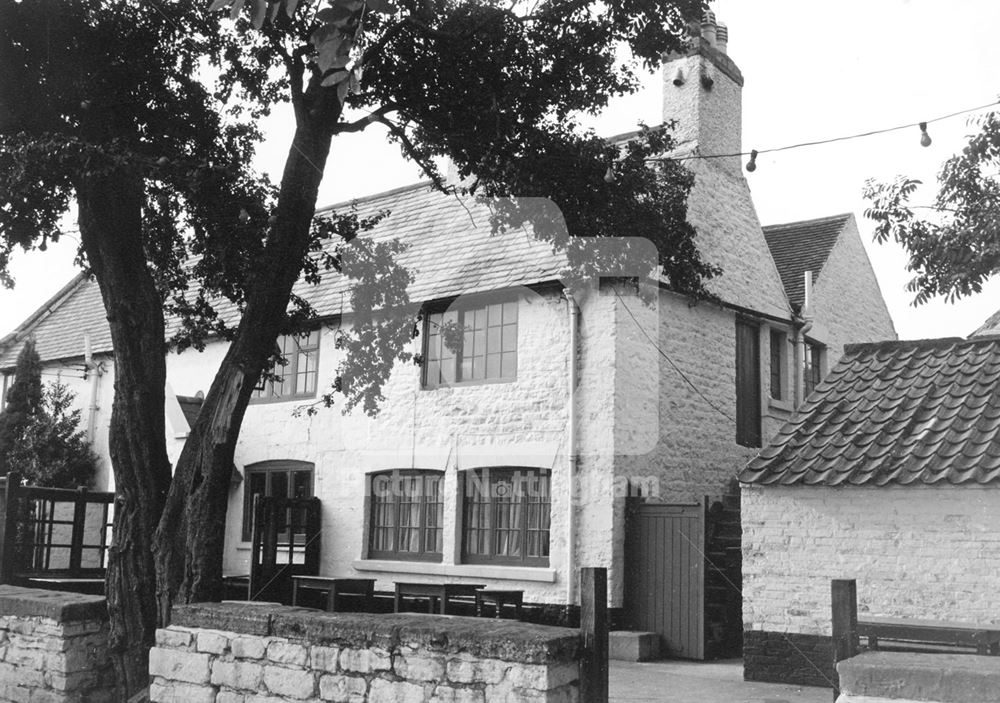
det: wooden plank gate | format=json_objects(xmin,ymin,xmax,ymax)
[
  {"xmin": 624, "ymin": 495, "xmax": 742, "ymax": 660},
  {"xmin": 624, "ymin": 501, "xmax": 705, "ymax": 659}
]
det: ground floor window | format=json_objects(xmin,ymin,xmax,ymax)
[
  {"xmin": 462, "ymin": 467, "xmax": 550, "ymax": 566},
  {"xmin": 242, "ymin": 460, "xmax": 314, "ymax": 542},
  {"xmin": 368, "ymin": 470, "xmax": 444, "ymax": 562}
]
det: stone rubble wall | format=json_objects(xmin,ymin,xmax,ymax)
[
  {"xmin": 150, "ymin": 602, "xmax": 580, "ymax": 703},
  {"xmin": 0, "ymin": 585, "xmax": 113, "ymax": 703}
]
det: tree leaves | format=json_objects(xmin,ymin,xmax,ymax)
[{"xmin": 864, "ymin": 110, "xmax": 1000, "ymax": 305}]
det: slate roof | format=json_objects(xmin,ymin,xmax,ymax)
[
  {"xmin": 762, "ymin": 213, "xmax": 850, "ymax": 308},
  {"xmin": 741, "ymin": 336, "xmax": 1000, "ymax": 486},
  {"xmin": 2, "ymin": 173, "xmax": 808, "ymax": 370},
  {"xmin": 0, "ymin": 182, "xmax": 566, "ymax": 369},
  {"xmin": 0, "ymin": 274, "xmax": 111, "ymax": 369}
]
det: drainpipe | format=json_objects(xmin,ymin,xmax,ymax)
[
  {"xmin": 792, "ymin": 272, "xmax": 814, "ymax": 407},
  {"xmin": 565, "ymin": 291, "xmax": 580, "ymax": 607},
  {"xmin": 84, "ymin": 335, "xmax": 104, "ymax": 445}
]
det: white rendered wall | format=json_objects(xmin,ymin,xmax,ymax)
[{"xmin": 743, "ymin": 484, "xmax": 1000, "ymax": 636}]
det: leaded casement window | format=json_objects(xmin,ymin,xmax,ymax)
[
  {"xmin": 368, "ymin": 470, "xmax": 444, "ymax": 562},
  {"xmin": 252, "ymin": 330, "xmax": 320, "ymax": 402},
  {"xmin": 241, "ymin": 460, "xmax": 314, "ymax": 542},
  {"xmin": 423, "ymin": 300, "xmax": 518, "ymax": 388},
  {"xmin": 461, "ymin": 467, "xmax": 550, "ymax": 566}
]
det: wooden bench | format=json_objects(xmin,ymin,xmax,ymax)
[
  {"xmin": 291, "ymin": 576, "xmax": 375, "ymax": 612},
  {"xmin": 858, "ymin": 616, "xmax": 1000, "ymax": 655},
  {"xmin": 393, "ymin": 582, "xmax": 485, "ymax": 615},
  {"xmin": 475, "ymin": 589, "xmax": 524, "ymax": 619}
]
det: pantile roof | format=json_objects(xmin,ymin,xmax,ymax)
[
  {"xmin": 762, "ymin": 213, "xmax": 850, "ymax": 308},
  {"xmin": 741, "ymin": 336, "xmax": 1000, "ymax": 486}
]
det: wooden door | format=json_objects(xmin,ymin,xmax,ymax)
[{"xmin": 624, "ymin": 502, "xmax": 705, "ymax": 659}]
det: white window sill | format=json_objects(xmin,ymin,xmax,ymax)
[
  {"xmin": 352, "ymin": 559, "xmax": 557, "ymax": 583},
  {"xmin": 768, "ymin": 397, "xmax": 794, "ymax": 413}
]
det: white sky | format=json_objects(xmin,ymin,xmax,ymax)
[{"xmin": 2, "ymin": 0, "xmax": 999, "ymax": 340}]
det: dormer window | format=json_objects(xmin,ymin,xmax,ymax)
[
  {"xmin": 252, "ymin": 331, "xmax": 320, "ymax": 402},
  {"xmin": 423, "ymin": 300, "xmax": 517, "ymax": 388}
]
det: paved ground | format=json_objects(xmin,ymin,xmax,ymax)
[{"xmin": 610, "ymin": 659, "xmax": 832, "ymax": 703}]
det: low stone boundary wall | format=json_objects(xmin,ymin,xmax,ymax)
[
  {"xmin": 150, "ymin": 602, "xmax": 580, "ymax": 702},
  {"xmin": 0, "ymin": 584, "xmax": 113, "ymax": 702},
  {"xmin": 836, "ymin": 651, "xmax": 1000, "ymax": 703}
]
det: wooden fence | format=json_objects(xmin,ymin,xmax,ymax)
[{"xmin": 0, "ymin": 471, "xmax": 114, "ymax": 593}]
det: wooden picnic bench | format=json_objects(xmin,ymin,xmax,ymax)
[
  {"xmin": 291, "ymin": 576, "xmax": 375, "ymax": 612},
  {"xmin": 858, "ymin": 616, "xmax": 1000, "ymax": 655},
  {"xmin": 474, "ymin": 589, "xmax": 524, "ymax": 619},
  {"xmin": 393, "ymin": 582, "xmax": 485, "ymax": 615}
]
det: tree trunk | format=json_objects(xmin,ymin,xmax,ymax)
[
  {"xmin": 76, "ymin": 170, "xmax": 173, "ymax": 699},
  {"xmin": 153, "ymin": 121, "xmax": 335, "ymax": 611}
]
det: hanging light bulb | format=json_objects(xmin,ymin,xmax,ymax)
[
  {"xmin": 745, "ymin": 149, "xmax": 758, "ymax": 173},
  {"xmin": 604, "ymin": 165, "xmax": 616, "ymax": 183},
  {"xmin": 919, "ymin": 122, "xmax": 932, "ymax": 147}
]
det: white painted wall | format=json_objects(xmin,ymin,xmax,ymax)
[{"xmin": 743, "ymin": 484, "xmax": 1000, "ymax": 636}]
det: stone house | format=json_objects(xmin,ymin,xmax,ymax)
[
  {"xmin": 740, "ymin": 335, "xmax": 1000, "ymax": 686},
  {"xmin": 0, "ymin": 17, "xmax": 894, "ymax": 654}
]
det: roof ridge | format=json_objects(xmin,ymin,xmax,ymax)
[
  {"xmin": 315, "ymin": 180, "xmax": 431, "ymax": 213},
  {"xmin": 844, "ymin": 337, "xmax": 980, "ymax": 355},
  {"xmin": 762, "ymin": 213, "xmax": 853, "ymax": 231}
]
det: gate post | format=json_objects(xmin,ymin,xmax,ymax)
[
  {"xmin": 831, "ymin": 578, "xmax": 858, "ymax": 700},
  {"xmin": 581, "ymin": 567, "xmax": 608, "ymax": 703}
]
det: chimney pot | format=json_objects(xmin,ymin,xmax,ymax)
[{"xmin": 716, "ymin": 23, "xmax": 729, "ymax": 54}]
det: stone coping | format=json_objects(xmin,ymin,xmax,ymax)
[
  {"xmin": 171, "ymin": 602, "xmax": 580, "ymax": 664},
  {"xmin": 838, "ymin": 651, "xmax": 1000, "ymax": 703},
  {"xmin": 0, "ymin": 585, "xmax": 108, "ymax": 623}
]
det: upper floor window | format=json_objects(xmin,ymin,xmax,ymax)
[
  {"xmin": 253, "ymin": 331, "xmax": 320, "ymax": 402},
  {"xmin": 423, "ymin": 300, "xmax": 517, "ymax": 388},
  {"xmin": 368, "ymin": 470, "xmax": 443, "ymax": 562},
  {"xmin": 804, "ymin": 342, "xmax": 824, "ymax": 398},
  {"xmin": 0, "ymin": 372, "xmax": 9, "ymax": 407},
  {"xmin": 736, "ymin": 319, "xmax": 762, "ymax": 448},
  {"xmin": 462, "ymin": 467, "xmax": 550, "ymax": 566},
  {"xmin": 242, "ymin": 460, "xmax": 314, "ymax": 542},
  {"xmin": 769, "ymin": 329, "xmax": 788, "ymax": 401}
]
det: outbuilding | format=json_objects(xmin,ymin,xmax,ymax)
[{"xmin": 740, "ymin": 336, "xmax": 1000, "ymax": 686}]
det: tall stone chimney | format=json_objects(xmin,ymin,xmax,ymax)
[{"xmin": 662, "ymin": 12, "xmax": 744, "ymax": 176}]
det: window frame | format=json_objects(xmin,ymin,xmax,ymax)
[
  {"xmin": 769, "ymin": 328, "xmax": 788, "ymax": 402},
  {"xmin": 422, "ymin": 297, "xmax": 518, "ymax": 389},
  {"xmin": 367, "ymin": 470, "xmax": 444, "ymax": 563},
  {"xmin": 241, "ymin": 460, "xmax": 314, "ymax": 542},
  {"xmin": 251, "ymin": 330, "xmax": 321, "ymax": 403},
  {"xmin": 460, "ymin": 467, "xmax": 551, "ymax": 567},
  {"xmin": 804, "ymin": 341, "xmax": 824, "ymax": 398}
]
